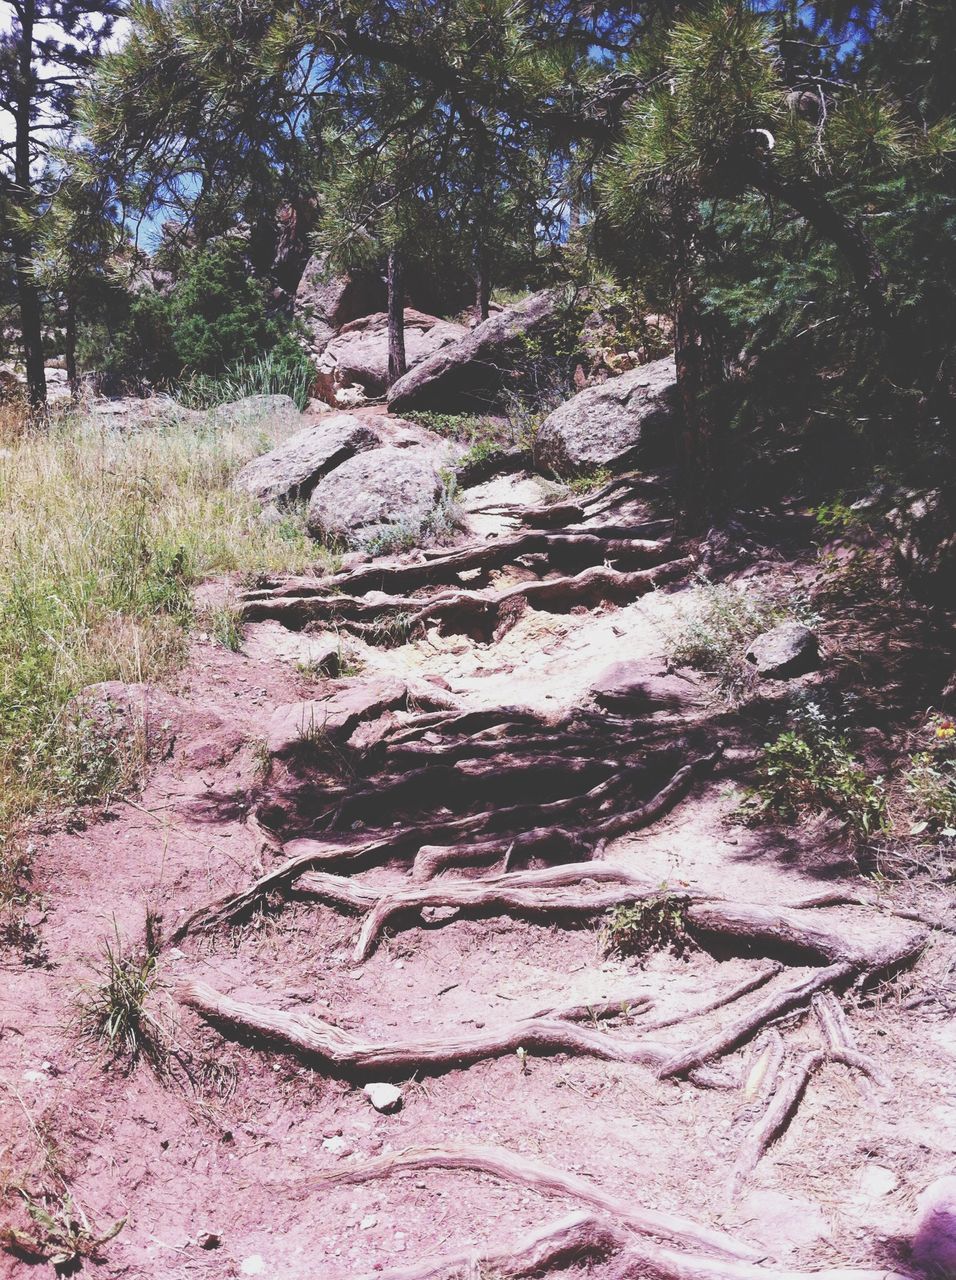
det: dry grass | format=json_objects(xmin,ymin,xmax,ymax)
[{"xmin": 0, "ymin": 399, "xmax": 328, "ymax": 838}]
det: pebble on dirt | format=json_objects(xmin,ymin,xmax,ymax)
[{"xmin": 363, "ymin": 1082, "xmax": 403, "ymax": 1113}]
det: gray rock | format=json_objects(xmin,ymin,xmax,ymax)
[
  {"xmin": 913, "ymin": 1176, "xmax": 956, "ymax": 1275},
  {"xmin": 294, "ymin": 254, "xmax": 386, "ymax": 356},
  {"xmin": 387, "ymin": 290, "xmax": 562, "ymax": 412},
  {"xmin": 534, "ymin": 357, "xmax": 677, "ymax": 476},
  {"xmin": 232, "ymin": 413, "xmax": 381, "ymax": 505},
  {"xmin": 745, "ymin": 622, "xmax": 820, "ymax": 679},
  {"xmin": 363, "ymin": 1082, "xmax": 403, "ymax": 1113},
  {"xmin": 265, "ymin": 679, "xmax": 409, "ymax": 755},
  {"xmin": 307, "ymin": 445, "xmax": 444, "ymax": 547},
  {"xmin": 590, "ymin": 659, "xmax": 702, "ymax": 713},
  {"xmin": 316, "ymin": 310, "xmax": 467, "ymax": 406}
]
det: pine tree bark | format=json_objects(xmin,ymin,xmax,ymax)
[
  {"xmin": 672, "ymin": 205, "xmax": 724, "ymax": 526},
  {"xmin": 64, "ymin": 291, "xmax": 78, "ymax": 399},
  {"xmin": 13, "ymin": 0, "xmax": 46, "ymax": 409},
  {"xmin": 387, "ymin": 248, "xmax": 407, "ymax": 386},
  {"xmin": 474, "ymin": 240, "xmax": 491, "ymax": 323}
]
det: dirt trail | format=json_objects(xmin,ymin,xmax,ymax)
[{"xmin": 1, "ymin": 471, "xmax": 954, "ymax": 1280}]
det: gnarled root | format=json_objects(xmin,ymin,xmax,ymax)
[{"xmin": 311, "ymin": 1142, "xmax": 761, "ymax": 1261}]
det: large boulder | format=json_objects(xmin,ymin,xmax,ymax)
[
  {"xmin": 387, "ymin": 290, "xmax": 562, "ymax": 413},
  {"xmin": 307, "ymin": 445, "xmax": 445, "ymax": 547},
  {"xmin": 745, "ymin": 622, "xmax": 820, "ymax": 679},
  {"xmin": 232, "ymin": 413, "xmax": 381, "ymax": 506},
  {"xmin": 294, "ymin": 254, "xmax": 386, "ymax": 357},
  {"xmin": 315, "ymin": 310, "xmax": 468, "ymax": 407},
  {"xmin": 534, "ymin": 356, "xmax": 677, "ymax": 476}
]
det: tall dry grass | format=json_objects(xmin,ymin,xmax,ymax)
[{"xmin": 0, "ymin": 399, "xmax": 325, "ymax": 836}]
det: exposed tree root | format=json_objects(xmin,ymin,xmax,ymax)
[
  {"xmin": 309, "ymin": 1142, "xmax": 762, "ymax": 1261},
  {"xmin": 241, "ymin": 555, "xmax": 694, "ymax": 640},
  {"xmin": 351, "ymin": 1210, "xmax": 620, "ymax": 1280}
]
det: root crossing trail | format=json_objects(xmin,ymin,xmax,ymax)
[{"xmin": 0, "ymin": 469, "xmax": 949, "ymax": 1280}]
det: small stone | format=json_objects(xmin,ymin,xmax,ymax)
[
  {"xmin": 197, "ymin": 1232, "xmax": 222, "ymax": 1250},
  {"xmin": 913, "ymin": 1176, "xmax": 956, "ymax": 1274},
  {"xmin": 363, "ymin": 1082, "xmax": 403, "ymax": 1113},
  {"xmin": 420, "ymin": 905, "xmax": 460, "ymax": 925},
  {"xmin": 858, "ymin": 1165, "xmax": 899, "ymax": 1199},
  {"xmin": 360, "ymin": 1215, "xmax": 378, "ymax": 1230},
  {"xmin": 240, "ymin": 1256, "xmax": 267, "ymax": 1276},
  {"xmin": 322, "ymin": 1135, "xmax": 350, "ymax": 1157},
  {"xmin": 745, "ymin": 622, "xmax": 820, "ymax": 680}
]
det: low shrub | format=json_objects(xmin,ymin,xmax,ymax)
[
  {"xmin": 601, "ymin": 893, "xmax": 693, "ymax": 961},
  {"xmin": 664, "ymin": 574, "xmax": 819, "ymax": 701},
  {"xmin": 745, "ymin": 699, "xmax": 887, "ymax": 840}
]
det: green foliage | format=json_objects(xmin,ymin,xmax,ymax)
[
  {"xmin": 601, "ymin": 893, "xmax": 692, "ymax": 961},
  {"xmin": 174, "ymin": 343, "xmax": 316, "ymax": 412},
  {"xmin": 664, "ymin": 575, "xmax": 818, "ymax": 701},
  {"xmin": 747, "ymin": 700, "xmax": 887, "ymax": 839},
  {"xmin": 78, "ymin": 920, "xmax": 167, "ymax": 1067},
  {"xmin": 207, "ymin": 602, "xmax": 244, "ymax": 652},
  {"xmin": 904, "ymin": 753, "xmax": 956, "ymax": 835},
  {"xmin": 1, "ymin": 1187, "xmax": 125, "ymax": 1271}
]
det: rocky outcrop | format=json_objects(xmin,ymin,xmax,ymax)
[
  {"xmin": 232, "ymin": 414, "xmax": 381, "ymax": 506},
  {"xmin": 294, "ymin": 254, "xmax": 386, "ymax": 357},
  {"xmin": 534, "ymin": 357, "xmax": 677, "ymax": 477},
  {"xmin": 745, "ymin": 623, "xmax": 820, "ymax": 679},
  {"xmin": 315, "ymin": 310, "xmax": 467, "ymax": 407},
  {"xmin": 387, "ymin": 290, "xmax": 562, "ymax": 412},
  {"xmin": 306, "ymin": 445, "xmax": 445, "ymax": 547}
]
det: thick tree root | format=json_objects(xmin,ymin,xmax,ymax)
[
  {"xmin": 241, "ymin": 555, "xmax": 695, "ymax": 640},
  {"xmin": 310, "ymin": 1142, "xmax": 762, "ymax": 1260},
  {"xmin": 314, "ymin": 1144, "xmax": 910, "ymax": 1278}
]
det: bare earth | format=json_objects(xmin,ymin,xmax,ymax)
[{"xmin": 2, "ymin": 472, "xmax": 954, "ymax": 1280}]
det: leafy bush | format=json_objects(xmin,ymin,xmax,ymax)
[
  {"xmin": 664, "ymin": 574, "xmax": 818, "ymax": 700},
  {"xmin": 174, "ymin": 341, "xmax": 316, "ymax": 413},
  {"xmin": 601, "ymin": 893, "xmax": 692, "ymax": 960},
  {"xmin": 746, "ymin": 699, "xmax": 887, "ymax": 840},
  {"xmin": 902, "ymin": 715, "xmax": 956, "ymax": 835}
]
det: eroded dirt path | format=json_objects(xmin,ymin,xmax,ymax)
[{"xmin": 2, "ymin": 474, "xmax": 954, "ymax": 1280}]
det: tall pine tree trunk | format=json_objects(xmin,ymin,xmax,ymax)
[
  {"xmin": 473, "ymin": 240, "xmax": 490, "ymax": 324},
  {"xmin": 387, "ymin": 248, "xmax": 407, "ymax": 386},
  {"xmin": 13, "ymin": 0, "xmax": 46, "ymax": 409},
  {"xmin": 65, "ymin": 291, "xmax": 79, "ymax": 399},
  {"xmin": 672, "ymin": 205, "xmax": 723, "ymax": 526}
]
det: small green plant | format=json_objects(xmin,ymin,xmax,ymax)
[
  {"xmin": 78, "ymin": 919, "xmax": 167, "ymax": 1067},
  {"xmin": 1, "ymin": 1187, "xmax": 125, "ymax": 1272},
  {"xmin": 600, "ymin": 892, "xmax": 692, "ymax": 961},
  {"xmin": 564, "ymin": 466, "xmax": 612, "ymax": 495},
  {"xmin": 664, "ymin": 574, "xmax": 818, "ymax": 701},
  {"xmin": 207, "ymin": 602, "xmax": 244, "ymax": 652},
  {"xmin": 902, "ymin": 715, "xmax": 956, "ymax": 835},
  {"xmin": 746, "ymin": 700, "xmax": 887, "ymax": 840},
  {"xmin": 175, "ymin": 347, "xmax": 316, "ymax": 413}
]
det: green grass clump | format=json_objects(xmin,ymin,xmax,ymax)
[
  {"xmin": 0, "ymin": 406, "xmax": 329, "ymax": 836},
  {"xmin": 600, "ymin": 893, "xmax": 692, "ymax": 961},
  {"xmin": 664, "ymin": 574, "xmax": 818, "ymax": 701},
  {"xmin": 174, "ymin": 348, "xmax": 315, "ymax": 412},
  {"xmin": 78, "ymin": 920, "xmax": 167, "ymax": 1067},
  {"xmin": 746, "ymin": 700, "xmax": 887, "ymax": 840}
]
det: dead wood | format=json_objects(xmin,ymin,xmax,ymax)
[
  {"xmin": 308, "ymin": 1142, "xmax": 762, "ymax": 1261},
  {"xmin": 242, "ymin": 556, "xmax": 695, "ymax": 638}
]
